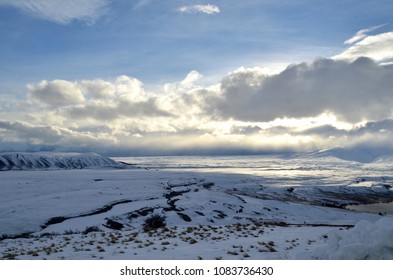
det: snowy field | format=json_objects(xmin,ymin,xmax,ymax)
[{"xmin": 1, "ymin": 153, "xmax": 393, "ymax": 260}]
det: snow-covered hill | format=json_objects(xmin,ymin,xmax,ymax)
[
  {"xmin": 307, "ymin": 147, "xmax": 393, "ymax": 163},
  {"xmin": 0, "ymin": 152, "xmax": 121, "ymax": 171}
]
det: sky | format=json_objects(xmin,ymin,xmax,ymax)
[{"xmin": 1, "ymin": 0, "xmax": 393, "ymax": 156}]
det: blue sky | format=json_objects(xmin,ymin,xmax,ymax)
[
  {"xmin": 1, "ymin": 0, "xmax": 391, "ymax": 91},
  {"xmin": 1, "ymin": 0, "xmax": 393, "ymax": 156}
]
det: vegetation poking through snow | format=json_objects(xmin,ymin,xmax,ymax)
[{"xmin": 143, "ymin": 214, "xmax": 167, "ymax": 232}]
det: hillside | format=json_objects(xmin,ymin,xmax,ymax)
[{"xmin": 0, "ymin": 152, "xmax": 121, "ymax": 171}]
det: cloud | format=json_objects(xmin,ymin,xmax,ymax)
[
  {"xmin": 180, "ymin": 70, "xmax": 203, "ymax": 88},
  {"xmin": 344, "ymin": 25, "xmax": 386, "ymax": 45},
  {"xmin": 334, "ymin": 31, "xmax": 393, "ymax": 63},
  {"xmin": 206, "ymin": 57, "xmax": 393, "ymax": 123},
  {"xmin": 297, "ymin": 124, "xmax": 345, "ymax": 137},
  {"xmin": 28, "ymin": 80, "xmax": 85, "ymax": 106},
  {"xmin": 25, "ymin": 76, "xmax": 171, "ymax": 127},
  {"xmin": 0, "ymin": 120, "xmax": 110, "ymax": 147},
  {"xmin": 63, "ymin": 98, "xmax": 172, "ymax": 122},
  {"xmin": 9, "ymin": 60, "xmax": 393, "ymax": 153},
  {"xmin": 3, "ymin": 52, "xmax": 393, "ymax": 156},
  {"xmin": 133, "ymin": 0, "xmax": 153, "ymax": 10},
  {"xmin": 177, "ymin": 4, "xmax": 220, "ymax": 15},
  {"xmin": 164, "ymin": 70, "xmax": 203, "ymax": 94},
  {"xmin": 230, "ymin": 125, "xmax": 262, "ymax": 135},
  {"xmin": 28, "ymin": 75, "xmax": 147, "ymax": 105},
  {"xmin": 78, "ymin": 79, "xmax": 116, "ymax": 99},
  {"xmin": 0, "ymin": 0, "xmax": 110, "ymax": 25}
]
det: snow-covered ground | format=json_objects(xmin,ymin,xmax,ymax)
[{"xmin": 1, "ymin": 153, "xmax": 393, "ymax": 260}]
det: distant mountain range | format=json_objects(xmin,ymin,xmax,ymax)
[
  {"xmin": 306, "ymin": 147, "xmax": 393, "ymax": 163},
  {"xmin": 1, "ymin": 146, "xmax": 393, "ymax": 171}
]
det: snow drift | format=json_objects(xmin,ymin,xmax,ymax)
[
  {"xmin": 0, "ymin": 152, "xmax": 121, "ymax": 171},
  {"xmin": 307, "ymin": 217, "xmax": 393, "ymax": 259}
]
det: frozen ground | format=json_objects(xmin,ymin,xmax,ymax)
[{"xmin": 1, "ymin": 153, "xmax": 393, "ymax": 260}]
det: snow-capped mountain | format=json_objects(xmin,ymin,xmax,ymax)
[{"xmin": 0, "ymin": 152, "xmax": 121, "ymax": 171}]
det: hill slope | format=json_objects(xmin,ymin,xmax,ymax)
[{"xmin": 0, "ymin": 152, "xmax": 121, "ymax": 171}]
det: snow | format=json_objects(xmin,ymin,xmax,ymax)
[
  {"xmin": 0, "ymin": 152, "xmax": 121, "ymax": 170},
  {"xmin": 0, "ymin": 153, "xmax": 393, "ymax": 260},
  {"xmin": 303, "ymin": 217, "xmax": 393, "ymax": 259}
]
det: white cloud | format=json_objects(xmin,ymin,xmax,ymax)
[
  {"xmin": 26, "ymin": 76, "xmax": 170, "ymax": 127},
  {"xmin": 164, "ymin": 70, "xmax": 203, "ymax": 94},
  {"xmin": 113, "ymin": 75, "xmax": 147, "ymax": 101},
  {"xmin": 334, "ymin": 31, "xmax": 393, "ymax": 63},
  {"xmin": 177, "ymin": 4, "xmax": 220, "ymax": 15},
  {"xmin": 0, "ymin": 0, "xmax": 110, "ymax": 25},
  {"xmin": 28, "ymin": 75, "xmax": 148, "ymax": 106},
  {"xmin": 79, "ymin": 79, "xmax": 116, "ymax": 99},
  {"xmin": 28, "ymin": 80, "xmax": 85, "ymax": 106},
  {"xmin": 344, "ymin": 25, "xmax": 386, "ymax": 45},
  {"xmin": 180, "ymin": 70, "xmax": 203, "ymax": 88}
]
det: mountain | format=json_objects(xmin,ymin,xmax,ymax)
[
  {"xmin": 307, "ymin": 147, "xmax": 393, "ymax": 163},
  {"xmin": 0, "ymin": 152, "xmax": 121, "ymax": 171}
]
